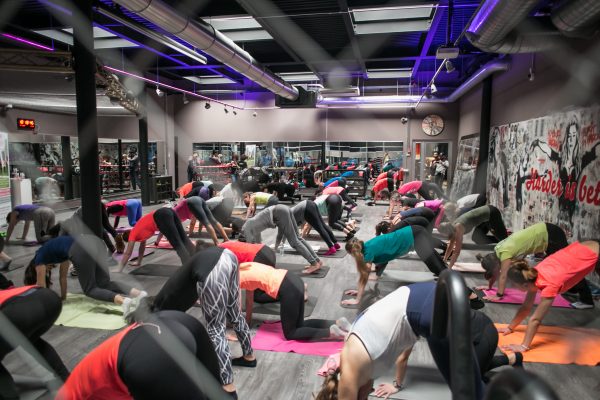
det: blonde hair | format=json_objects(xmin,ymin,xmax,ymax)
[
  {"xmin": 508, "ymin": 260, "xmax": 538, "ymax": 284},
  {"xmin": 443, "ymin": 202, "xmax": 458, "ymax": 221},
  {"xmin": 437, "ymin": 222, "xmax": 456, "ymax": 239},
  {"xmin": 345, "ymin": 238, "xmax": 369, "ymax": 290},
  {"xmin": 314, "ymin": 372, "xmax": 339, "ymax": 400}
]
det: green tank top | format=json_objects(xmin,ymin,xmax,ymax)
[
  {"xmin": 454, "ymin": 205, "xmax": 491, "ymax": 234},
  {"xmin": 254, "ymin": 192, "xmax": 272, "ymax": 206}
]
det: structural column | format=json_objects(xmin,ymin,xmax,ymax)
[
  {"xmin": 72, "ymin": 0, "xmax": 101, "ymax": 236},
  {"xmin": 117, "ymin": 139, "xmax": 124, "ymax": 190},
  {"xmin": 473, "ymin": 76, "xmax": 493, "ymax": 194},
  {"xmin": 60, "ymin": 136, "xmax": 73, "ymax": 200},
  {"xmin": 138, "ymin": 90, "xmax": 150, "ymax": 206},
  {"xmin": 173, "ymin": 136, "xmax": 179, "ymax": 188}
]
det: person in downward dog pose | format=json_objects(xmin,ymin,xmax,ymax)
[
  {"xmin": 243, "ymin": 192, "xmax": 279, "ymax": 218},
  {"xmin": 105, "ymin": 198, "xmax": 143, "ymax": 228},
  {"xmin": 290, "ymin": 200, "xmax": 340, "ymax": 256},
  {"xmin": 397, "ymin": 180, "xmax": 447, "ymax": 200}
]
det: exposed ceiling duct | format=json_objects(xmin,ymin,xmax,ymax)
[
  {"xmin": 317, "ymin": 60, "xmax": 510, "ymax": 108},
  {"xmin": 112, "ymin": 0, "xmax": 299, "ymax": 101},
  {"xmin": 466, "ymin": 0, "xmax": 600, "ymax": 54},
  {"xmin": 0, "ymin": 92, "xmax": 134, "ymax": 116}
]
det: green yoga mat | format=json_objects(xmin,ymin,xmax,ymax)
[{"xmin": 55, "ymin": 293, "xmax": 126, "ymax": 330}]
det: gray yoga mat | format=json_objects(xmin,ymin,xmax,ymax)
[
  {"xmin": 340, "ymin": 290, "xmax": 359, "ymax": 309},
  {"xmin": 130, "ymin": 264, "xmax": 179, "ymax": 277},
  {"xmin": 370, "ymin": 366, "xmax": 451, "ymax": 400},
  {"xmin": 282, "ymin": 247, "xmax": 347, "ymax": 258},
  {"xmin": 461, "ymin": 242, "xmax": 497, "ymax": 251},
  {"xmin": 243, "ymin": 295, "xmax": 316, "ymax": 318},
  {"xmin": 277, "ymin": 262, "xmax": 330, "ymax": 278},
  {"xmin": 379, "ymin": 270, "xmax": 436, "ymax": 284}
]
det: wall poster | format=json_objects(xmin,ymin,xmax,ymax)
[
  {"xmin": 487, "ymin": 105, "xmax": 600, "ymax": 239},
  {"xmin": 450, "ymin": 134, "xmax": 480, "ymax": 200}
]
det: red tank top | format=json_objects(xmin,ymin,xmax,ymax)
[
  {"xmin": 128, "ymin": 211, "xmax": 157, "ymax": 242},
  {"xmin": 323, "ymin": 186, "xmax": 344, "ymax": 195},
  {"xmin": 106, "ymin": 200, "xmax": 128, "ymax": 216},
  {"xmin": 372, "ymin": 178, "xmax": 389, "ymax": 193},
  {"xmin": 57, "ymin": 325, "xmax": 136, "ymax": 400},
  {"xmin": 178, "ymin": 182, "xmax": 193, "ymax": 197},
  {"xmin": 219, "ymin": 241, "xmax": 264, "ymax": 263},
  {"xmin": 0, "ymin": 286, "xmax": 38, "ymax": 307}
]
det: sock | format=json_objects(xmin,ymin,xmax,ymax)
[
  {"xmin": 336, "ymin": 317, "xmax": 352, "ymax": 332},
  {"xmin": 329, "ymin": 324, "xmax": 346, "ymax": 338}
]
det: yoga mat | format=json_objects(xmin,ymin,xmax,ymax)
[
  {"xmin": 112, "ymin": 248, "xmax": 154, "ymax": 262},
  {"xmin": 453, "ymin": 262, "xmax": 485, "ymax": 273},
  {"xmin": 380, "ymin": 270, "xmax": 436, "ymax": 284},
  {"xmin": 461, "ymin": 242, "xmax": 496, "ymax": 251},
  {"xmin": 115, "ymin": 227, "xmax": 131, "ymax": 234},
  {"xmin": 277, "ymin": 262, "xmax": 330, "ymax": 278},
  {"xmin": 130, "ymin": 263, "xmax": 179, "ymax": 277},
  {"xmin": 306, "ymin": 232, "xmax": 346, "ymax": 241},
  {"xmin": 18, "ymin": 389, "xmax": 47, "ymax": 400},
  {"xmin": 481, "ymin": 288, "xmax": 571, "ymax": 308},
  {"xmin": 275, "ymin": 244, "xmax": 321, "ymax": 254},
  {"xmin": 395, "ymin": 250, "xmax": 419, "ymax": 260},
  {"xmin": 244, "ymin": 296, "xmax": 316, "ymax": 318},
  {"xmin": 251, "ymin": 321, "xmax": 343, "ymax": 356},
  {"xmin": 340, "ymin": 290, "xmax": 359, "ymax": 309},
  {"xmin": 23, "ymin": 241, "xmax": 39, "ymax": 247},
  {"xmin": 370, "ymin": 367, "xmax": 451, "ymax": 400},
  {"xmin": 55, "ymin": 293, "xmax": 126, "ymax": 330},
  {"xmin": 317, "ymin": 249, "xmax": 347, "ymax": 258},
  {"xmin": 496, "ymin": 323, "xmax": 600, "ymax": 366},
  {"xmin": 146, "ymin": 240, "xmax": 174, "ymax": 249}
]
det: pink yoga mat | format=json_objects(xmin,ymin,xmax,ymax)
[
  {"xmin": 483, "ymin": 288, "xmax": 571, "ymax": 308},
  {"xmin": 112, "ymin": 249, "xmax": 154, "ymax": 262},
  {"xmin": 251, "ymin": 321, "xmax": 343, "ymax": 356}
]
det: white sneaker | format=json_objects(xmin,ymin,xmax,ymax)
[
  {"xmin": 336, "ymin": 317, "xmax": 352, "ymax": 332},
  {"xmin": 69, "ymin": 265, "xmax": 78, "ymax": 277},
  {"xmin": 571, "ymin": 302, "xmax": 594, "ymax": 310},
  {"xmin": 122, "ymin": 298, "xmax": 133, "ymax": 317}
]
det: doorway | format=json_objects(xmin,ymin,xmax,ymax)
[{"xmin": 412, "ymin": 141, "xmax": 452, "ymax": 191}]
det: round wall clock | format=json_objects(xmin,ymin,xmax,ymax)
[{"xmin": 422, "ymin": 114, "xmax": 445, "ymax": 136}]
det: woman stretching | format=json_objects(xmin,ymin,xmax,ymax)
[
  {"xmin": 6, "ymin": 204, "xmax": 55, "ymax": 243},
  {"xmin": 397, "ymin": 180, "xmax": 446, "ymax": 200},
  {"xmin": 243, "ymin": 192, "xmax": 278, "ymax": 218},
  {"xmin": 290, "ymin": 200, "xmax": 340, "ymax": 256},
  {"xmin": 344, "ymin": 226, "xmax": 447, "ymax": 306},
  {"xmin": 120, "ymin": 208, "xmax": 195, "ymax": 271},
  {"xmin": 206, "ymin": 196, "xmax": 235, "ymax": 227},
  {"xmin": 105, "ymin": 198, "xmax": 143, "ymax": 228},
  {"xmin": 370, "ymin": 178, "xmax": 393, "ymax": 205},
  {"xmin": 240, "ymin": 262, "xmax": 346, "ymax": 340},
  {"xmin": 56, "ymin": 310, "xmax": 228, "ymax": 400},
  {"xmin": 152, "ymin": 247, "xmax": 255, "ymax": 397},
  {"xmin": 219, "ymin": 241, "xmax": 276, "ymax": 267},
  {"xmin": 322, "ymin": 185, "xmax": 357, "ymax": 208},
  {"xmin": 241, "ymin": 205, "xmax": 323, "ymax": 274},
  {"xmin": 314, "ymin": 194, "xmax": 356, "ymax": 239},
  {"xmin": 478, "ymin": 222, "xmax": 568, "ymax": 302},
  {"xmin": 160, "ymin": 197, "xmax": 229, "ymax": 246},
  {"xmin": 24, "ymin": 235, "xmax": 145, "ymax": 310},
  {"xmin": 439, "ymin": 205, "xmax": 508, "ymax": 268},
  {"xmin": 500, "ymin": 241, "xmax": 599, "ymax": 353},
  {"xmin": 315, "ymin": 282, "xmax": 520, "ymax": 400},
  {"xmin": 1, "ymin": 273, "xmax": 70, "ymax": 399}
]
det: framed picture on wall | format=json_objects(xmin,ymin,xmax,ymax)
[{"xmin": 450, "ymin": 133, "xmax": 479, "ymax": 200}]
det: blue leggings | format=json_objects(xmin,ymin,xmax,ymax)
[{"xmin": 126, "ymin": 199, "xmax": 143, "ymax": 226}]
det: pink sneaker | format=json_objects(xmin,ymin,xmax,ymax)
[
  {"xmin": 324, "ymin": 247, "xmax": 337, "ymax": 256},
  {"xmin": 334, "ymin": 243, "xmax": 341, "ymax": 250}
]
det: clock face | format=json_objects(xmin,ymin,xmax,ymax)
[{"xmin": 422, "ymin": 114, "xmax": 444, "ymax": 136}]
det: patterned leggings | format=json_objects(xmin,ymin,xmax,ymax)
[{"xmin": 198, "ymin": 250, "xmax": 253, "ymax": 385}]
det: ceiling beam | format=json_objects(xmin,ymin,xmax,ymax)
[
  {"xmin": 337, "ymin": 0, "xmax": 366, "ymax": 74},
  {"xmin": 412, "ymin": 3, "xmax": 445, "ymax": 79}
]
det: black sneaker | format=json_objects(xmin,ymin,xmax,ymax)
[{"xmin": 231, "ymin": 357, "xmax": 257, "ymax": 368}]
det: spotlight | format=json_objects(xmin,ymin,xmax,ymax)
[
  {"xmin": 233, "ymin": 110, "xmax": 237, "ymax": 115},
  {"xmin": 183, "ymin": 94, "xmax": 189, "ymax": 105},
  {"xmin": 205, "ymin": 102, "xmax": 211, "ymax": 110},
  {"xmin": 252, "ymin": 111, "xmax": 257, "ymax": 117},
  {"xmin": 224, "ymin": 107, "xmax": 229, "ymax": 114},
  {"xmin": 445, "ymin": 60, "xmax": 455, "ymax": 73},
  {"xmin": 400, "ymin": 117, "xmax": 408, "ymax": 124},
  {"xmin": 430, "ymin": 82, "xmax": 437, "ymax": 94},
  {"xmin": 528, "ymin": 67, "xmax": 535, "ymax": 82},
  {"xmin": 155, "ymin": 86, "xmax": 164, "ymax": 97}
]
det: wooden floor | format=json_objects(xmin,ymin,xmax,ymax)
[{"xmin": 3, "ymin": 201, "xmax": 600, "ymax": 399}]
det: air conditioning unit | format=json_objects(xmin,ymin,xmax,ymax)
[{"xmin": 319, "ymin": 86, "xmax": 360, "ymax": 97}]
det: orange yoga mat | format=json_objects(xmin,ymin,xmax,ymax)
[{"xmin": 496, "ymin": 323, "xmax": 600, "ymax": 366}]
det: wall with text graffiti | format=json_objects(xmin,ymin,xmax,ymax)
[{"xmin": 487, "ymin": 105, "xmax": 600, "ymax": 239}]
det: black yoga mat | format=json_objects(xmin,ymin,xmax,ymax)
[
  {"xmin": 243, "ymin": 295, "xmax": 316, "ymax": 318},
  {"xmin": 276, "ymin": 262, "xmax": 330, "ymax": 278},
  {"xmin": 317, "ymin": 249, "xmax": 347, "ymax": 258},
  {"xmin": 130, "ymin": 264, "xmax": 179, "ymax": 277}
]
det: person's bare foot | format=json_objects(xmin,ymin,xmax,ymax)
[
  {"xmin": 368, "ymin": 271, "xmax": 379, "ymax": 281},
  {"xmin": 303, "ymin": 261, "xmax": 322, "ymax": 275},
  {"xmin": 304, "ymin": 282, "xmax": 308, "ymax": 302},
  {"xmin": 226, "ymin": 330, "xmax": 238, "ymax": 341}
]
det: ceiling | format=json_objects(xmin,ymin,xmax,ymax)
[{"xmin": 1, "ymin": 1, "xmax": 554, "ymax": 98}]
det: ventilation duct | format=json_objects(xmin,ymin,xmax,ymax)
[
  {"xmin": 112, "ymin": 0, "xmax": 299, "ymax": 101},
  {"xmin": 0, "ymin": 93, "xmax": 134, "ymax": 116},
  {"xmin": 551, "ymin": 0, "xmax": 600, "ymax": 37}
]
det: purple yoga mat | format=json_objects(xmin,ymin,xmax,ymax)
[
  {"xmin": 482, "ymin": 288, "xmax": 571, "ymax": 308},
  {"xmin": 112, "ymin": 249, "xmax": 154, "ymax": 262}
]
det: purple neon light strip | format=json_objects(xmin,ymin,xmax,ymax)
[
  {"xmin": 2, "ymin": 33, "xmax": 54, "ymax": 51},
  {"xmin": 104, "ymin": 66, "xmax": 243, "ymax": 110}
]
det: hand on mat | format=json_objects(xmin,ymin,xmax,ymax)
[
  {"xmin": 373, "ymin": 383, "xmax": 399, "ymax": 399},
  {"xmin": 344, "ymin": 289, "xmax": 358, "ymax": 296},
  {"xmin": 497, "ymin": 326, "xmax": 513, "ymax": 335},
  {"xmin": 342, "ymin": 298, "xmax": 359, "ymax": 306},
  {"xmin": 474, "ymin": 285, "xmax": 489, "ymax": 291},
  {"xmin": 501, "ymin": 343, "xmax": 529, "ymax": 353},
  {"xmin": 484, "ymin": 294, "xmax": 503, "ymax": 302}
]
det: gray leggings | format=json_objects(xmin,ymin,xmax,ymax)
[
  {"xmin": 199, "ymin": 251, "xmax": 253, "ymax": 385},
  {"xmin": 69, "ymin": 235, "xmax": 132, "ymax": 302},
  {"xmin": 33, "ymin": 207, "xmax": 55, "ymax": 243},
  {"xmin": 186, "ymin": 196, "xmax": 219, "ymax": 228},
  {"xmin": 273, "ymin": 206, "xmax": 320, "ymax": 265}
]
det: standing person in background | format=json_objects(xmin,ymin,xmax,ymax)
[
  {"xmin": 434, "ymin": 154, "xmax": 449, "ymax": 190},
  {"xmin": 127, "ymin": 147, "xmax": 139, "ymax": 191},
  {"xmin": 187, "ymin": 156, "xmax": 195, "ymax": 183}
]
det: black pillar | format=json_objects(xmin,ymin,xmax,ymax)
[
  {"xmin": 61, "ymin": 136, "xmax": 73, "ymax": 200},
  {"xmin": 117, "ymin": 139, "xmax": 124, "ymax": 190},
  {"xmin": 473, "ymin": 76, "xmax": 493, "ymax": 194},
  {"xmin": 138, "ymin": 91, "xmax": 150, "ymax": 206},
  {"xmin": 174, "ymin": 136, "xmax": 179, "ymax": 188},
  {"xmin": 72, "ymin": 0, "xmax": 101, "ymax": 236},
  {"xmin": 320, "ymin": 142, "xmax": 326, "ymax": 168}
]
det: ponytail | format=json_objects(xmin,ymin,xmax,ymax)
[
  {"xmin": 478, "ymin": 252, "xmax": 501, "ymax": 281},
  {"xmin": 314, "ymin": 369, "xmax": 340, "ymax": 400},
  {"xmin": 508, "ymin": 260, "xmax": 538, "ymax": 285},
  {"xmin": 375, "ymin": 221, "xmax": 391, "ymax": 236},
  {"xmin": 345, "ymin": 238, "xmax": 369, "ymax": 289},
  {"xmin": 24, "ymin": 256, "xmax": 51, "ymax": 287}
]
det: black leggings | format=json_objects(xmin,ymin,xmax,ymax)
[
  {"xmin": 187, "ymin": 197, "xmax": 219, "ymax": 228},
  {"xmin": 305, "ymin": 201, "xmax": 337, "ymax": 248},
  {"xmin": 254, "ymin": 245, "xmax": 276, "ymax": 267},
  {"xmin": 418, "ymin": 181, "xmax": 446, "ymax": 200},
  {"xmin": 338, "ymin": 188, "xmax": 356, "ymax": 206},
  {"xmin": 0, "ymin": 288, "xmax": 69, "ymax": 399},
  {"xmin": 390, "ymin": 216, "xmax": 430, "ymax": 231},
  {"xmin": 154, "ymin": 208, "xmax": 195, "ymax": 264},
  {"xmin": 70, "ymin": 235, "xmax": 132, "ymax": 302},
  {"xmin": 472, "ymin": 206, "xmax": 508, "ymax": 244},
  {"xmin": 211, "ymin": 198, "xmax": 234, "ymax": 226},
  {"xmin": 375, "ymin": 225, "xmax": 447, "ymax": 276},
  {"xmin": 545, "ymin": 223, "xmax": 568, "ymax": 255},
  {"xmin": 326, "ymin": 195, "xmax": 346, "ymax": 231},
  {"xmin": 279, "ymin": 273, "xmax": 334, "ymax": 340},
  {"xmin": 118, "ymin": 310, "xmax": 222, "ymax": 400}
]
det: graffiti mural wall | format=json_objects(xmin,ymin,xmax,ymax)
[
  {"xmin": 450, "ymin": 134, "xmax": 480, "ymax": 200},
  {"xmin": 487, "ymin": 105, "xmax": 600, "ymax": 239}
]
